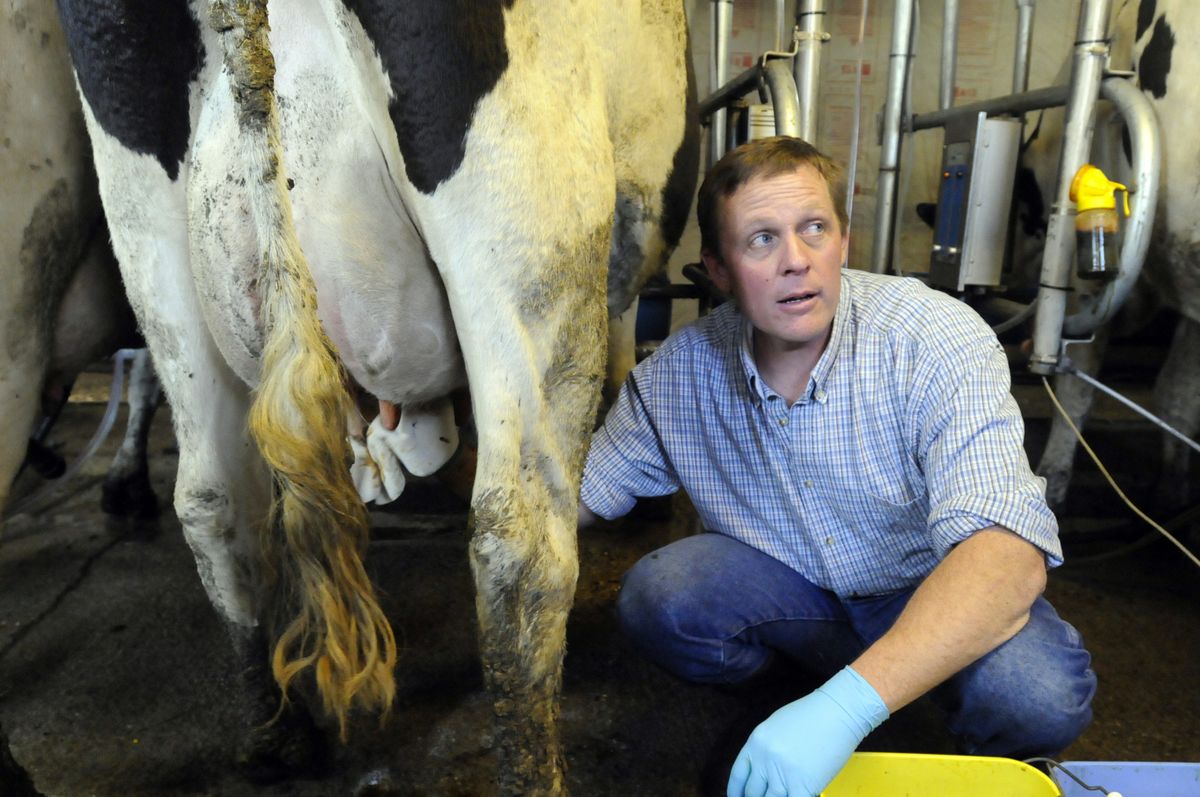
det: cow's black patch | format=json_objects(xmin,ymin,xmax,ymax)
[
  {"xmin": 343, "ymin": 0, "xmax": 515, "ymax": 195},
  {"xmin": 659, "ymin": 34, "xmax": 701, "ymax": 251},
  {"xmin": 55, "ymin": 0, "xmax": 204, "ymax": 182},
  {"xmin": 1138, "ymin": 16, "xmax": 1174, "ymax": 99},
  {"xmin": 1136, "ymin": 0, "xmax": 1157, "ymax": 42},
  {"xmin": 1014, "ymin": 166, "xmax": 1047, "ymax": 238}
]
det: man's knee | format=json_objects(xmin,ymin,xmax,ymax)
[
  {"xmin": 968, "ymin": 663, "xmax": 1094, "ymax": 754},
  {"xmin": 947, "ymin": 605, "xmax": 1096, "ymax": 756},
  {"xmin": 615, "ymin": 550, "xmax": 754, "ymax": 683}
]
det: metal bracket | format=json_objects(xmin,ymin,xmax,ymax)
[
  {"xmin": 759, "ymin": 48, "xmax": 799, "ymax": 66},
  {"xmin": 793, "ymin": 29, "xmax": 832, "ymax": 43}
]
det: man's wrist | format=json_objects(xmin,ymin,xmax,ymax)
[{"xmin": 820, "ymin": 666, "xmax": 891, "ymax": 737}]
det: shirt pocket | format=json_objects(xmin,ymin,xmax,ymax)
[{"xmin": 852, "ymin": 389, "xmax": 927, "ymax": 508}]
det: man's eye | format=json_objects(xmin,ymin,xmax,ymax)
[
  {"xmin": 750, "ymin": 232, "xmax": 773, "ymax": 247},
  {"xmin": 803, "ymin": 221, "xmax": 826, "ymax": 236}
]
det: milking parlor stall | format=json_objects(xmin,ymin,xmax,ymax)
[{"xmin": 2, "ymin": 0, "xmax": 1199, "ymax": 795}]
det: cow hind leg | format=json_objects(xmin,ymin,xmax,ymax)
[
  {"xmin": 449, "ymin": 221, "xmax": 609, "ymax": 796},
  {"xmin": 101, "ymin": 349, "xmax": 162, "ymax": 519},
  {"xmin": 167, "ymin": 356, "xmax": 330, "ymax": 777},
  {"xmin": 1152, "ymin": 314, "xmax": 1200, "ymax": 515}
]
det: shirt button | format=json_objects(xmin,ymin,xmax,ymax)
[
  {"xmin": 815, "ymin": 389, "xmax": 827, "ymax": 401},
  {"xmin": 779, "ymin": 418, "xmax": 789, "ymax": 426},
  {"xmin": 804, "ymin": 479, "xmax": 813, "ymax": 488},
  {"xmin": 825, "ymin": 537, "xmax": 833, "ymax": 545}
]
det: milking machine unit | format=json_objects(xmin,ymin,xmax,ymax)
[{"xmin": 872, "ymin": 0, "xmax": 1160, "ymax": 377}]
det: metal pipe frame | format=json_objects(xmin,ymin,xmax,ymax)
[
  {"xmin": 910, "ymin": 85, "xmax": 1069, "ymax": 131},
  {"xmin": 1013, "ymin": 0, "xmax": 1036, "ymax": 94},
  {"xmin": 871, "ymin": 0, "xmax": 917, "ymax": 274},
  {"xmin": 709, "ymin": 0, "xmax": 734, "ymax": 168},
  {"xmin": 765, "ymin": 59, "xmax": 802, "ymax": 137},
  {"xmin": 794, "ymin": 0, "xmax": 829, "ymax": 143},
  {"xmin": 1029, "ymin": 0, "xmax": 1112, "ymax": 374},
  {"xmin": 941, "ymin": 0, "xmax": 960, "ymax": 111},
  {"xmin": 698, "ymin": 60, "xmax": 766, "ymax": 121},
  {"xmin": 1063, "ymin": 77, "xmax": 1160, "ymax": 335}
]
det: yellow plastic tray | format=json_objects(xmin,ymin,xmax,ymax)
[{"xmin": 822, "ymin": 752, "xmax": 1064, "ymax": 796}]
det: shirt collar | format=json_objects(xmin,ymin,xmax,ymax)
[{"xmin": 736, "ymin": 269, "xmax": 853, "ymax": 406}]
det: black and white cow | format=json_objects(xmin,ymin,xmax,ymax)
[
  {"xmin": 54, "ymin": 0, "xmax": 697, "ymax": 792},
  {"xmin": 1022, "ymin": 0, "xmax": 1199, "ymax": 517},
  {"xmin": 1, "ymin": 0, "xmax": 162, "ymax": 523}
]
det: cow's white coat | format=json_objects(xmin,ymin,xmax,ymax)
[{"xmin": 70, "ymin": 0, "xmax": 690, "ymax": 789}]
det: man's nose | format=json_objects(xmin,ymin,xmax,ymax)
[{"xmin": 779, "ymin": 232, "xmax": 810, "ymax": 274}]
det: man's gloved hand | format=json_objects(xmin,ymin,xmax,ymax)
[{"xmin": 726, "ymin": 666, "xmax": 889, "ymax": 797}]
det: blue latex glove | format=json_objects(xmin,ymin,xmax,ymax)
[{"xmin": 726, "ymin": 666, "xmax": 890, "ymax": 797}]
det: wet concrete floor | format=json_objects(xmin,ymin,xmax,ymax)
[{"xmin": 0, "ymin": 365, "xmax": 1197, "ymax": 796}]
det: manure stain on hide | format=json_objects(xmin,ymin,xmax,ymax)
[
  {"xmin": 659, "ymin": 30, "xmax": 701, "ymax": 254},
  {"xmin": 11, "ymin": 179, "xmax": 81, "ymax": 359}
]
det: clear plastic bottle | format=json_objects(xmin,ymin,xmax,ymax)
[{"xmin": 1069, "ymin": 164, "xmax": 1129, "ymax": 280}]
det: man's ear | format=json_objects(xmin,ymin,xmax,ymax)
[
  {"xmin": 702, "ymin": 248, "xmax": 732, "ymax": 295},
  {"xmin": 840, "ymin": 233, "xmax": 850, "ymax": 267}
]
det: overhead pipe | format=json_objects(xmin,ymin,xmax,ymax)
[
  {"xmin": 775, "ymin": 0, "xmax": 789, "ymax": 50},
  {"xmin": 1029, "ymin": 0, "xmax": 1113, "ymax": 374},
  {"xmin": 940, "ymin": 0, "xmax": 959, "ymax": 111},
  {"xmin": 871, "ymin": 0, "xmax": 917, "ymax": 274},
  {"xmin": 1013, "ymin": 0, "xmax": 1036, "ymax": 94},
  {"xmin": 795, "ymin": 0, "xmax": 829, "ymax": 144},
  {"xmin": 709, "ymin": 0, "xmax": 734, "ymax": 168}
]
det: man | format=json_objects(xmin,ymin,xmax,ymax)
[{"xmin": 578, "ymin": 136, "xmax": 1096, "ymax": 797}]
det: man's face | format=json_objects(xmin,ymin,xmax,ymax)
[{"xmin": 703, "ymin": 165, "xmax": 849, "ymax": 359}]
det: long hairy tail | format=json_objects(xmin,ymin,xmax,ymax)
[{"xmin": 209, "ymin": 0, "xmax": 396, "ymax": 738}]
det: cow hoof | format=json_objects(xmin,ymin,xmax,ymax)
[
  {"xmin": 101, "ymin": 472, "xmax": 160, "ymax": 518},
  {"xmin": 354, "ymin": 768, "xmax": 410, "ymax": 796},
  {"xmin": 235, "ymin": 708, "xmax": 329, "ymax": 784},
  {"xmin": 23, "ymin": 439, "xmax": 66, "ymax": 480}
]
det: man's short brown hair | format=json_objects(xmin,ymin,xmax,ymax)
[{"xmin": 697, "ymin": 136, "xmax": 849, "ymax": 259}]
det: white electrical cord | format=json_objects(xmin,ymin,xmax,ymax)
[{"xmin": 1042, "ymin": 375, "xmax": 1200, "ymax": 570}]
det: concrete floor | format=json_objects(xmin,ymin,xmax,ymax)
[{"xmin": 0, "ymin": 368, "xmax": 1197, "ymax": 796}]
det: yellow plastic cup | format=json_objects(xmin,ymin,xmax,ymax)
[{"xmin": 822, "ymin": 752, "xmax": 1063, "ymax": 796}]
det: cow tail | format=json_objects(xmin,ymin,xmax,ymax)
[{"xmin": 209, "ymin": 1, "xmax": 396, "ymax": 739}]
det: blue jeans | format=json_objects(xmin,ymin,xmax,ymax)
[{"xmin": 616, "ymin": 533, "xmax": 1096, "ymax": 758}]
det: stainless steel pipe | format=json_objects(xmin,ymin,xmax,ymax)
[
  {"xmin": 709, "ymin": 0, "xmax": 734, "ymax": 167},
  {"xmin": 795, "ymin": 0, "xmax": 829, "ymax": 143},
  {"xmin": 1014, "ymin": 0, "xmax": 1036, "ymax": 94},
  {"xmin": 1029, "ymin": 0, "xmax": 1113, "ymax": 374},
  {"xmin": 940, "ymin": 0, "xmax": 959, "ymax": 111},
  {"xmin": 871, "ymin": 0, "xmax": 917, "ymax": 274}
]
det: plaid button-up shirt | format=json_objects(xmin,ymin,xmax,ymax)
[{"xmin": 581, "ymin": 269, "xmax": 1060, "ymax": 598}]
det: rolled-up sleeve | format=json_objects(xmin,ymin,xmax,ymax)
[
  {"xmin": 917, "ymin": 334, "xmax": 1062, "ymax": 566},
  {"xmin": 580, "ymin": 367, "xmax": 681, "ymax": 520}
]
